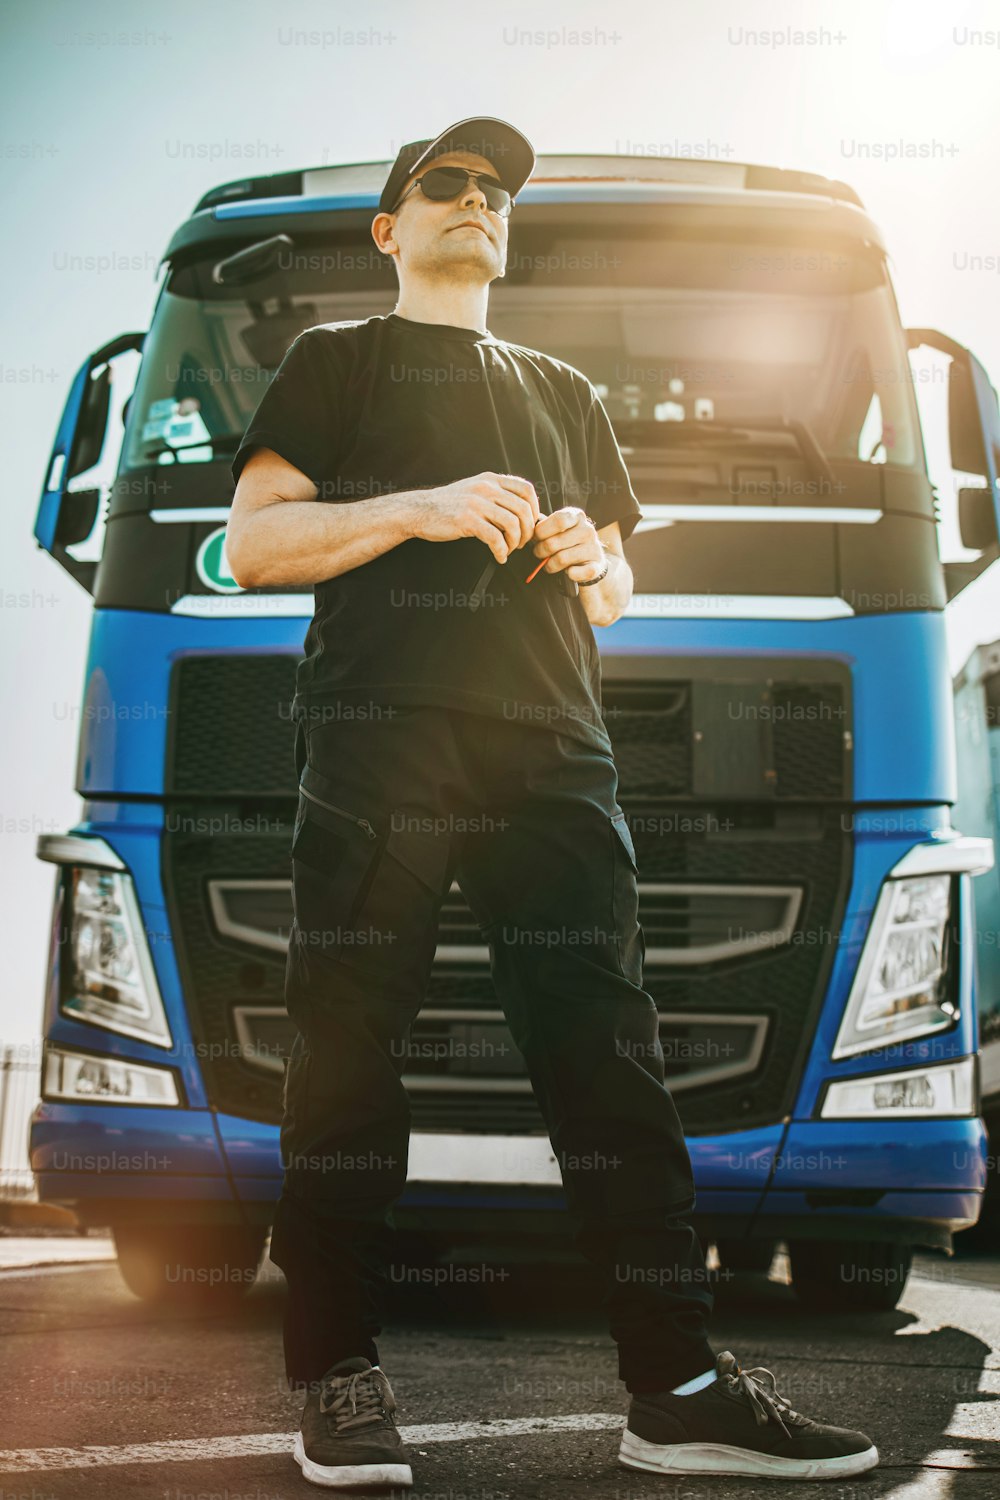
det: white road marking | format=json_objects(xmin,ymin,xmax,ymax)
[
  {"xmin": 0, "ymin": 1235, "xmax": 114, "ymax": 1270},
  {"xmin": 0, "ymin": 1262, "xmax": 112, "ymax": 1281},
  {"xmin": 0, "ymin": 1413, "xmax": 626, "ymax": 1473}
]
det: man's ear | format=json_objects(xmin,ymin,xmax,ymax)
[{"xmin": 371, "ymin": 211, "xmax": 398, "ymax": 255}]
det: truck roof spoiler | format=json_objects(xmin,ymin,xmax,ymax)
[{"xmin": 193, "ymin": 153, "xmax": 865, "ymax": 215}]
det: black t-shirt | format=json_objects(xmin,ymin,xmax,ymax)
[{"xmin": 231, "ymin": 312, "xmax": 643, "ymax": 755}]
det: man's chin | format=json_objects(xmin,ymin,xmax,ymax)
[{"xmin": 429, "ymin": 243, "xmax": 501, "ymax": 278}]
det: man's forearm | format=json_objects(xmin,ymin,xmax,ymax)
[
  {"xmin": 229, "ymin": 490, "xmax": 426, "ymax": 588},
  {"xmin": 578, "ymin": 550, "xmax": 633, "ymax": 627}
]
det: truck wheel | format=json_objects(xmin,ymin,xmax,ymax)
[
  {"xmin": 788, "ymin": 1238, "xmax": 912, "ymax": 1311},
  {"xmin": 954, "ymin": 1210, "xmax": 999, "ymax": 1255},
  {"xmin": 715, "ymin": 1237, "xmax": 776, "ymax": 1273},
  {"xmin": 113, "ymin": 1223, "xmax": 267, "ymax": 1304}
]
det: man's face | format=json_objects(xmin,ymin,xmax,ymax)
[{"xmin": 373, "ymin": 148, "xmax": 509, "ymax": 284}]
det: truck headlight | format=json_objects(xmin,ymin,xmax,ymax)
[
  {"xmin": 43, "ymin": 1043, "xmax": 180, "ymax": 1106},
  {"xmin": 832, "ymin": 873, "xmax": 955, "ymax": 1059},
  {"xmin": 821, "ymin": 1056, "xmax": 976, "ymax": 1118},
  {"xmin": 62, "ymin": 867, "xmax": 173, "ymax": 1048}
]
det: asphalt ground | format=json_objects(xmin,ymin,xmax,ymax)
[{"xmin": 0, "ymin": 1234, "xmax": 998, "ymax": 1500}]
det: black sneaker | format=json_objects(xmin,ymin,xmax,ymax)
[
  {"xmin": 619, "ymin": 1350, "xmax": 879, "ymax": 1481},
  {"xmin": 293, "ymin": 1355, "xmax": 413, "ymax": 1489}
]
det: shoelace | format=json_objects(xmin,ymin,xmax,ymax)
[
  {"xmin": 319, "ymin": 1367, "xmax": 393, "ymax": 1433},
  {"xmin": 721, "ymin": 1360, "xmax": 809, "ymax": 1442}
]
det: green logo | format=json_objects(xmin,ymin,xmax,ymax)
[{"xmin": 195, "ymin": 527, "xmax": 243, "ymax": 593}]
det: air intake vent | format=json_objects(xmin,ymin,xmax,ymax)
[{"xmin": 168, "ymin": 655, "xmax": 299, "ymax": 796}]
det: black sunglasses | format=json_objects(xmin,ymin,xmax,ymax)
[{"xmin": 390, "ymin": 165, "xmax": 513, "ymax": 219}]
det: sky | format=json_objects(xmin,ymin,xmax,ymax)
[{"xmin": 2, "ymin": 0, "xmax": 1000, "ymax": 1046}]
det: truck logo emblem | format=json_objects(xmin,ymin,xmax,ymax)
[{"xmin": 195, "ymin": 526, "xmax": 243, "ymax": 593}]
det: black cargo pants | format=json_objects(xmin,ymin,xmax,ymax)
[{"xmin": 268, "ymin": 703, "xmax": 716, "ymax": 1394}]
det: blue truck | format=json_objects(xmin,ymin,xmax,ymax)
[
  {"xmin": 952, "ymin": 635, "xmax": 1000, "ymax": 1237},
  {"xmin": 30, "ymin": 151, "xmax": 1000, "ymax": 1308}
]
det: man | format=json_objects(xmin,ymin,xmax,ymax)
[{"xmin": 227, "ymin": 117, "xmax": 878, "ymax": 1489}]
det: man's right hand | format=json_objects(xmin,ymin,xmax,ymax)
[{"xmin": 410, "ymin": 472, "xmax": 541, "ymax": 564}]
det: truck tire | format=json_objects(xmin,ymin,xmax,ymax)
[
  {"xmin": 788, "ymin": 1238, "xmax": 912, "ymax": 1311},
  {"xmin": 113, "ymin": 1222, "xmax": 267, "ymax": 1304},
  {"xmin": 954, "ymin": 1209, "xmax": 999, "ymax": 1255}
]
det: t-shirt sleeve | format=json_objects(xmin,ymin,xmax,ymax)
[
  {"xmin": 582, "ymin": 387, "xmax": 644, "ymax": 544},
  {"xmin": 231, "ymin": 330, "xmax": 345, "ymax": 491}
]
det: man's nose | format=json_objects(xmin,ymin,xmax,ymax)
[{"xmin": 460, "ymin": 180, "xmax": 488, "ymax": 212}]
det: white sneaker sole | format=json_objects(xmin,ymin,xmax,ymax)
[
  {"xmin": 619, "ymin": 1428, "xmax": 880, "ymax": 1480},
  {"xmin": 293, "ymin": 1430, "xmax": 413, "ymax": 1488}
]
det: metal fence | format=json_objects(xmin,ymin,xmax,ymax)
[{"xmin": 0, "ymin": 1043, "xmax": 41, "ymax": 1200}]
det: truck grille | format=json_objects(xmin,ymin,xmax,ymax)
[
  {"xmin": 168, "ymin": 655, "xmax": 852, "ymax": 801},
  {"xmin": 163, "ymin": 657, "xmax": 853, "ymax": 1135}
]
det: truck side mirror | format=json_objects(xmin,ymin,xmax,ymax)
[
  {"xmin": 907, "ymin": 327, "xmax": 1000, "ymax": 558},
  {"xmin": 34, "ymin": 331, "xmax": 145, "ymax": 593},
  {"xmin": 67, "ymin": 362, "xmax": 112, "ymax": 479},
  {"xmin": 948, "ymin": 354, "xmax": 992, "ymax": 477},
  {"xmin": 958, "ymin": 486, "xmax": 998, "ymax": 552}
]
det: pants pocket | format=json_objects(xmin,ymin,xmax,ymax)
[
  {"xmin": 290, "ymin": 764, "xmax": 453, "ymax": 994},
  {"xmin": 290, "ymin": 764, "xmax": 383, "ymax": 966},
  {"xmin": 278, "ymin": 1032, "xmax": 312, "ymax": 1166},
  {"xmin": 610, "ymin": 811, "xmax": 645, "ymax": 986},
  {"xmin": 340, "ymin": 811, "xmax": 453, "ymax": 989}
]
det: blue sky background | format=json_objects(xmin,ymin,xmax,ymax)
[{"xmin": 2, "ymin": 0, "xmax": 1000, "ymax": 1043}]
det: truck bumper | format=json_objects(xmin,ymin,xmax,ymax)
[
  {"xmin": 30, "ymin": 1101, "xmax": 242, "ymax": 1225},
  {"xmin": 31, "ymin": 1109, "xmax": 986, "ymax": 1247},
  {"xmin": 747, "ymin": 1117, "xmax": 987, "ymax": 1249}
]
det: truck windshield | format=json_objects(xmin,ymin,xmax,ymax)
[
  {"xmin": 116, "ymin": 217, "xmax": 932, "ymax": 607},
  {"xmin": 125, "ymin": 227, "xmax": 919, "ymax": 472}
]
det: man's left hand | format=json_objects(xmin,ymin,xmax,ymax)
[{"xmin": 529, "ymin": 507, "xmax": 606, "ymax": 584}]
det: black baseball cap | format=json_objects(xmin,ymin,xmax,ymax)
[{"xmin": 377, "ymin": 116, "xmax": 536, "ymax": 215}]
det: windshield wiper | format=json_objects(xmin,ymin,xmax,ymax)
[
  {"xmin": 615, "ymin": 416, "xmax": 833, "ymax": 486},
  {"xmin": 138, "ymin": 434, "xmax": 243, "ymax": 462}
]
